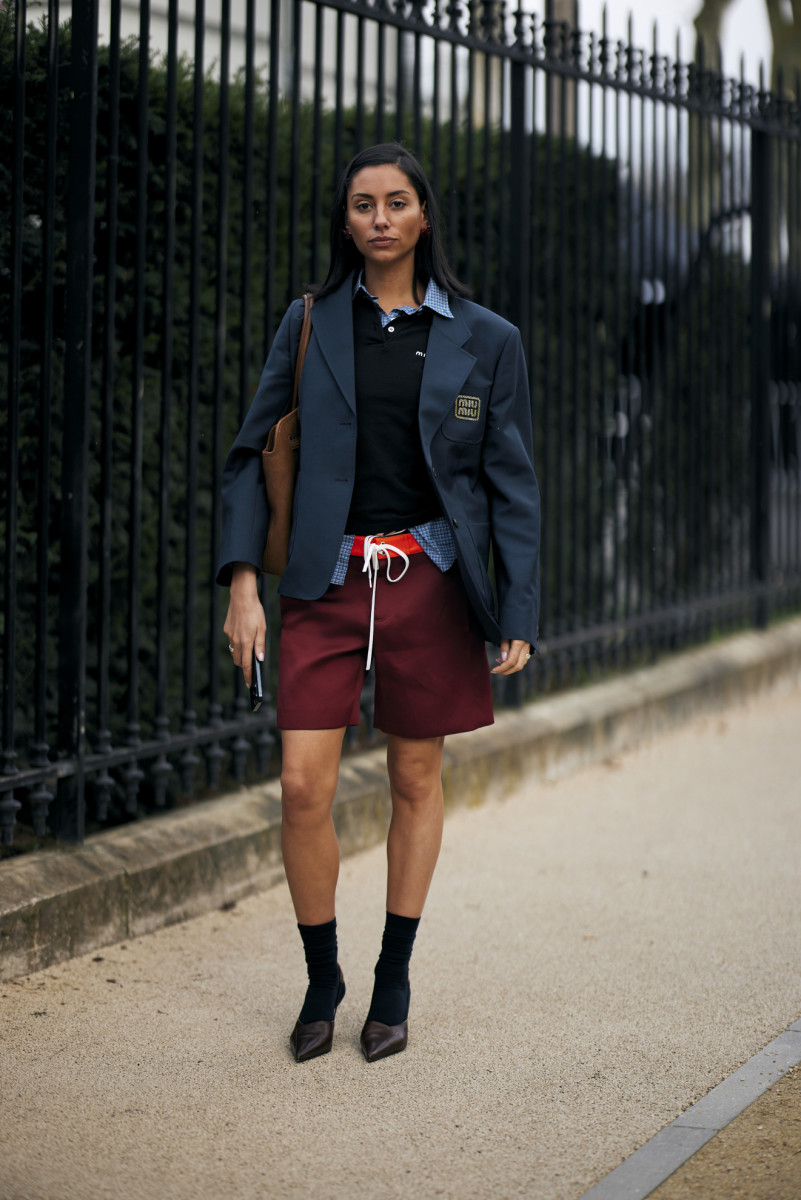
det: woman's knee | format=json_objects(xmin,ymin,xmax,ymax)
[
  {"xmin": 280, "ymin": 762, "xmax": 338, "ymax": 824},
  {"xmin": 387, "ymin": 743, "xmax": 444, "ymax": 810},
  {"xmin": 280, "ymin": 728, "xmax": 344, "ymax": 823}
]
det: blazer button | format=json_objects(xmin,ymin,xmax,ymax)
[{"xmin": 453, "ymin": 518, "xmax": 459, "ymax": 528}]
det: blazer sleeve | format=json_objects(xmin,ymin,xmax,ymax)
[
  {"xmin": 481, "ymin": 325, "xmax": 541, "ymax": 648},
  {"xmin": 216, "ymin": 300, "xmax": 305, "ymax": 586}
]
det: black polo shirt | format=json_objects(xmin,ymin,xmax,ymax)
[{"xmin": 346, "ymin": 291, "xmax": 441, "ymax": 535}]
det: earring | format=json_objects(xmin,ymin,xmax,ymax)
[
  {"xmin": 342, "ymin": 228, "xmax": 352, "ymax": 240},
  {"xmin": 421, "ymin": 224, "xmax": 431, "ymax": 235}
]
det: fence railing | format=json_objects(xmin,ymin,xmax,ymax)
[{"xmin": 1, "ymin": 0, "xmax": 800, "ymax": 850}]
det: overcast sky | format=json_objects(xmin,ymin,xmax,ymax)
[{"xmin": 568, "ymin": 0, "xmax": 773, "ymax": 84}]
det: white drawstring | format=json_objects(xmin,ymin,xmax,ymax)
[{"xmin": 361, "ymin": 536, "xmax": 410, "ymax": 670}]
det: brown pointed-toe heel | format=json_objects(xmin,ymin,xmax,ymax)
[
  {"xmin": 290, "ymin": 966, "xmax": 345, "ymax": 1063},
  {"xmin": 290, "ymin": 1017, "xmax": 335, "ymax": 1062},
  {"xmin": 360, "ymin": 1018, "xmax": 409, "ymax": 1062}
]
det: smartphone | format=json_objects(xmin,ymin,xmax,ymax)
[{"xmin": 250, "ymin": 650, "xmax": 264, "ymax": 713}]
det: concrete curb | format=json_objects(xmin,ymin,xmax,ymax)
[
  {"xmin": 2, "ymin": 616, "xmax": 801, "ymax": 983},
  {"xmin": 577, "ymin": 1019, "xmax": 801, "ymax": 1200}
]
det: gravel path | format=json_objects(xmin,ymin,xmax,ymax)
[
  {"xmin": 2, "ymin": 690, "xmax": 801, "ymax": 1200},
  {"xmin": 648, "ymin": 1064, "xmax": 801, "ymax": 1199}
]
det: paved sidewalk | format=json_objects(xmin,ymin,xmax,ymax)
[{"xmin": 2, "ymin": 686, "xmax": 801, "ymax": 1199}]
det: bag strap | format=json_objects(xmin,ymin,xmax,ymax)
[{"xmin": 291, "ymin": 293, "xmax": 314, "ymax": 412}]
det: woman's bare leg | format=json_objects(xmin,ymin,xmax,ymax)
[
  {"xmin": 359, "ymin": 734, "xmax": 445, "ymax": 1057},
  {"xmin": 280, "ymin": 727, "xmax": 347, "ymax": 925},
  {"xmin": 385, "ymin": 733, "xmax": 446, "ymax": 917}
]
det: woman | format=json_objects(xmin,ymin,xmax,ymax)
[{"xmin": 219, "ymin": 143, "xmax": 540, "ymax": 1063}]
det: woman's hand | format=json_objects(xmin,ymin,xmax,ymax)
[
  {"xmin": 491, "ymin": 638, "xmax": 531, "ymax": 675},
  {"xmin": 223, "ymin": 563, "xmax": 267, "ymax": 688}
]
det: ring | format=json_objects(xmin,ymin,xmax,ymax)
[
  {"xmin": 228, "ymin": 644, "xmax": 234, "ymax": 653},
  {"xmin": 525, "ymin": 653, "xmax": 531, "ymax": 661}
]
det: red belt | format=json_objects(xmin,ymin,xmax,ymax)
[{"xmin": 349, "ymin": 531, "xmax": 424, "ymax": 558}]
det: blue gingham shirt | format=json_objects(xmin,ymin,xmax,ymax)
[
  {"xmin": 354, "ymin": 271, "xmax": 454, "ymax": 326},
  {"xmin": 328, "ymin": 275, "xmax": 457, "ymax": 585}
]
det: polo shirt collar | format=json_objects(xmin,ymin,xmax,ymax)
[{"xmin": 353, "ymin": 270, "xmax": 453, "ymax": 320}]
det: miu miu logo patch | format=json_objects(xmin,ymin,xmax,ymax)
[{"xmin": 454, "ymin": 394, "xmax": 481, "ymax": 421}]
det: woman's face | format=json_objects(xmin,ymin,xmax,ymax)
[{"xmin": 344, "ymin": 164, "xmax": 427, "ymax": 273}]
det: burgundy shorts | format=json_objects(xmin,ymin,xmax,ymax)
[{"xmin": 277, "ymin": 553, "xmax": 494, "ymax": 738}]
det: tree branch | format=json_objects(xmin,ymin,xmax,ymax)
[
  {"xmin": 693, "ymin": 0, "xmax": 735, "ymax": 67},
  {"xmin": 765, "ymin": 0, "xmax": 787, "ymax": 42}
]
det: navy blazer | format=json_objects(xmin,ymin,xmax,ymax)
[{"xmin": 217, "ymin": 275, "xmax": 541, "ymax": 648}]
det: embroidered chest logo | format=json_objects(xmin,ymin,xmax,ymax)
[{"xmin": 454, "ymin": 394, "xmax": 481, "ymax": 421}]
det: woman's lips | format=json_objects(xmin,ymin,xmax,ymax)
[{"xmin": 370, "ymin": 238, "xmax": 395, "ymax": 246}]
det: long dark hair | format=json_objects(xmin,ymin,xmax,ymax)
[{"xmin": 311, "ymin": 143, "xmax": 471, "ymax": 302}]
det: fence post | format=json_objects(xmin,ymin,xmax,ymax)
[
  {"xmin": 53, "ymin": 0, "xmax": 99, "ymax": 841},
  {"xmin": 508, "ymin": 29, "xmax": 530, "ymax": 339},
  {"xmin": 750, "ymin": 126, "xmax": 772, "ymax": 629},
  {"xmin": 1, "ymin": 0, "xmax": 27, "ymax": 845}
]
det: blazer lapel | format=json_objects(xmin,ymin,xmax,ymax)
[
  {"xmin": 418, "ymin": 303, "xmax": 477, "ymax": 448},
  {"xmin": 310, "ymin": 280, "xmax": 476, "ymax": 430},
  {"xmin": 310, "ymin": 276, "xmax": 357, "ymax": 413}
]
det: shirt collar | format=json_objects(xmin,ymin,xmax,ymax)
[{"xmin": 352, "ymin": 270, "xmax": 453, "ymax": 320}]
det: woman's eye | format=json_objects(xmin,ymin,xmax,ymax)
[{"xmin": 390, "ymin": 200, "xmax": 406, "ymax": 208}]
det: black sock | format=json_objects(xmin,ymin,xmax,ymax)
[
  {"xmin": 366, "ymin": 911, "xmax": 420, "ymax": 1026},
  {"xmin": 297, "ymin": 917, "xmax": 343, "ymax": 1023}
]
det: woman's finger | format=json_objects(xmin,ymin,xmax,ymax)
[
  {"xmin": 230, "ymin": 634, "xmax": 256, "ymax": 685},
  {"xmin": 491, "ymin": 639, "xmax": 531, "ymax": 674}
]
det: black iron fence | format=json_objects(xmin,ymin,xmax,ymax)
[{"xmin": 1, "ymin": 0, "xmax": 800, "ymax": 850}]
